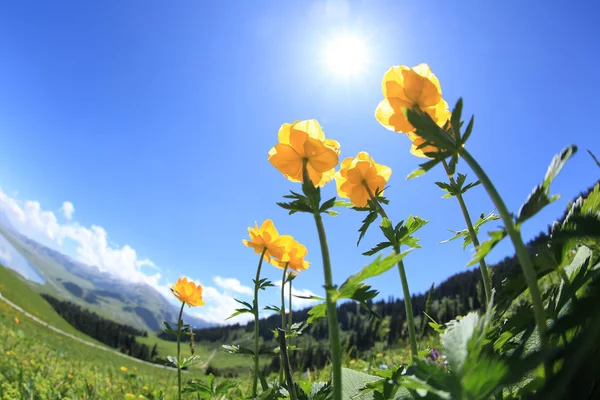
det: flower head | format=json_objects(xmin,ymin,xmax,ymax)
[
  {"xmin": 242, "ymin": 219, "xmax": 287, "ymax": 261},
  {"xmin": 269, "ymin": 235, "xmax": 310, "ymax": 273},
  {"xmin": 13, "ymin": 317, "xmax": 19, "ymax": 324},
  {"xmin": 268, "ymin": 120, "xmax": 340, "ymax": 187},
  {"xmin": 171, "ymin": 277, "xmax": 205, "ymax": 307},
  {"xmin": 335, "ymin": 152, "xmax": 392, "ymax": 207},
  {"xmin": 375, "ymin": 64, "xmax": 450, "ymax": 134},
  {"xmin": 120, "ymin": 366, "xmax": 128, "ymax": 372}
]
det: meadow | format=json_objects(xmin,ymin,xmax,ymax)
[{"xmin": 2, "ymin": 61, "xmax": 599, "ymax": 400}]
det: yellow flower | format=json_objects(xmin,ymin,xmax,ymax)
[
  {"xmin": 335, "ymin": 152, "xmax": 392, "ymax": 207},
  {"xmin": 68, "ymin": 374, "xmax": 73, "ymax": 379},
  {"xmin": 376, "ymin": 353, "xmax": 383, "ymax": 358},
  {"xmin": 142, "ymin": 386, "xmax": 148, "ymax": 391},
  {"xmin": 242, "ymin": 219, "xmax": 286, "ymax": 260},
  {"xmin": 13, "ymin": 317, "xmax": 19, "ymax": 324},
  {"xmin": 125, "ymin": 394, "xmax": 136, "ymax": 399},
  {"xmin": 349, "ymin": 359, "xmax": 356, "ymax": 365},
  {"xmin": 268, "ymin": 120, "xmax": 340, "ymax": 187},
  {"xmin": 269, "ymin": 236, "xmax": 310, "ymax": 273},
  {"xmin": 375, "ymin": 64, "xmax": 450, "ymax": 133},
  {"xmin": 171, "ymin": 277, "xmax": 205, "ymax": 307},
  {"xmin": 120, "ymin": 366, "xmax": 128, "ymax": 372}
]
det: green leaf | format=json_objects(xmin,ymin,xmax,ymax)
[
  {"xmin": 440, "ymin": 312, "xmax": 481, "ymax": 373},
  {"xmin": 341, "ymin": 368, "xmax": 381, "ymax": 400},
  {"xmin": 319, "ymin": 197, "xmax": 337, "ymax": 213},
  {"xmin": 467, "ymin": 228, "xmax": 507, "ymax": 266},
  {"xmin": 222, "ymin": 344, "xmax": 254, "ymax": 355},
  {"xmin": 441, "ymin": 211, "xmax": 499, "ymax": 250},
  {"xmin": 516, "ymin": 145, "xmax": 577, "ymax": 225},
  {"xmin": 588, "ymin": 149, "xmax": 600, "ymax": 168},
  {"xmin": 395, "ymin": 215, "xmax": 428, "ymax": 248},
  {"xmin": 335, "ymin": 251, "xmax": 411, "ymax": 301},
  {"xmin": 307, "ymin": 302, "xmax": 327, "ymax": 324},
  {"xmin": 362, "ymin": 241, "xmax": 393, "ymax": 257},
  {"xmin": 357, "ymin": 210, "xmax": 378, "ymax": 246},
  {"xmin": 264, "ymin": 305, "xmax": 282, "ymax": 314}
]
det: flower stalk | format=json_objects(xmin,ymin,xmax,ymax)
[
  {"xmin": 175, "ymin": 301, "xmax": 185, "ymax": 400},
  {"xmin": 280, "ymin": 263, "xmax": 289, "ymax": 383},
  {"xmin": 441, "ymin": 159, "xmax": 493, "ymax": 304},
  {"xmin": 364, "ymin": 184, "xmax": 418, "ymax": 363},
  {"xmin": 458, "ymin": 147, "xmax": 550, "ymax": 375},
  {"xmin": 277, "ymin": 328, "xmax": 298, "ymax": 400},
  {"xmin": 252, "ymin": 247, "xmax": 268, "ymax": 398},
  {"xmin": 303, "ymin": 162, "xmax": 343, "ymax": 400}
]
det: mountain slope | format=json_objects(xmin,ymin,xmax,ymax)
[{"xmin": 0, "ymin": 224, "xmax": 211, "ymax": 332}]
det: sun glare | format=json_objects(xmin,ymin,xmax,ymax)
[{"xmin": 325, "ymin": 34, "xmax": 368, "ymax": 76}]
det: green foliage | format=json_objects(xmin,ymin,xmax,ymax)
[
  {"xmin": 435, "ymin": 173, "xmax": 480, "ymax": 199},
  {"xmin": 441, "ymin": 211, "xmax": 499, "ymax": 250}
]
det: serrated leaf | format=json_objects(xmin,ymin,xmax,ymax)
[
  {"xmin": 440, "ymin": 312, "xmax": 480, "ymax": 373},
  {"xmin": 319, "ymin": 196, "xmax": 337, "ymax": 213},
  {"xmin": 307, "ymin": 302, "xmax": 327, "ymax": 324},
  {"xmin": 516, "ymin": 145, "xmax": 577, "ymax": 225},
  {"xmin": 357, "ymin": 210, "xmax": 378, "ymax": 246},
  {"xmin": 467, "ymin": 228, "xmax": 507, "ymax": 266},
  {"xmin": 264, "ymin": 305, "xmax": 282, "ymax": 314},
  {"xmin": 336, "ymin": 251, "xmax": 411, "ymax": 301},
  {"xmin": 362, "ymin": 241, "xmax": 393, "ymax": 256},
  {"xmin": 441, "ymin": 211, "xmax": 499, "ymax": 250},
  {"xmin": 222, "ymin": 344, "xmax": 255, "ymax": 355},
  {"xmin": 395, "ymin": 215, "xmax": 428, "ymax": 248}
]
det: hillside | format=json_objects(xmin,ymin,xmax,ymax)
[{"xmin": 0, "ymin": 224, "xmax": 211, "ymax": 332}]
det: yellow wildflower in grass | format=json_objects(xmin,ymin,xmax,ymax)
[
  {"xmin": 120, "ymin": 366, "xmax": 128, "ymax": 372},
  {"xmin": 125, "ymin": 394, "xmax": 136, "ymax": 399},
  {"xmin": 13, "ymin": 316, "xmax": 19, "ymax": 324},
  {"xmin": 335, "ymin": 152, "xmax": 392, "ymax": 207},
  {"xmin": 171, "ymin": 277, "xmax": 205, "ymax": 307},
  {"xmin": 375, "ymin": 63, "xmax": 450, "ymax": 134},
  {"xmin": 349, "ymin": 359, "xmax": 356, "ymax": 365},
  {"xmin": 376, "ymin": 353, "xmax": 383, "ymax": 358},
  {"xmin": 269, "ymin": 235, "xmax": 310, "ymax": 273},
  {"xmin": 242, "ymin": 219, "xmax": 286, "ymax": 260},
  {"xmin": 268, "ymin": 119, "xmax": 340, "ymax": 187},
  {"xmin": 142, "ymin": 386, "xmax": 148, "ymax": 391}
]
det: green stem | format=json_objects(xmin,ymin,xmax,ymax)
[
  {"xmin": 280, "ymin": 263, "xmax": 289, "ymax": 383},
  {"xmin": 176, "ymin": 301, "xmax": 185, "ymax": 400},
  {"xmin": 301, "ymin": 160, "xmax": 342, "ymax": 400},
  {"xmin": 442, "ymin": 160, "xmax": 493, "ymax": 305},
  {"xmin": 313, "ymin": 212, "xmax": 343, "ymax": 399},
  {"xmin": 277, "ymin": 329, "xmax": 298, "ymax": 400},
  {"xmin": 288, "ymin": 276, "xmax": 293, "ymax": 328},
  {"xmin": 459, "ymin": 148, "xmax": 550, "ymax": 375},
  {"xmin": 252, "ymin": 248, "xmax": 268, "ymax": 398},
  {"xmin": 364, "ymin": 184, "xmax": 418, "ymax": 363}
]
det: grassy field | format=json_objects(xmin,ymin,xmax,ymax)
[{"xmin": 0, "ymin": 265, "xmax": 252, "ymax": 398}]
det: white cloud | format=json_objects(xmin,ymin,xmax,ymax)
[
  {"xmin": 0, "ymin": 187, "xmax": 265, "ymax": 326},
  {"xmin": 283, "ymin": 283, "xmax": 320, "ymax": 309},
  {"xmin": 60, "ymin": 201, "xmax": 75, "ymax": 220},
  {"xmin": 213, "ymin": 276, "xmax": 252, "ymax": 295}
]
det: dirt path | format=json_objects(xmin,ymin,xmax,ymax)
[{"xmin": 0, "ymin": 291, "xmax": 216, "ymax": 372}]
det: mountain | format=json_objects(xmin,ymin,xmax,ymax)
[{"xmin": 0, "ymin": 222, "xmax": 212, "ymax": 332}]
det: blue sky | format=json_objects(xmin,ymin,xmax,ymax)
[{"xmin": 0, "ymin": 1, "xmax": 598, "ymax": 323}]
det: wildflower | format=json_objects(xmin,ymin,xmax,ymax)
[
  {"xmin": 427, "ymin": 348, "xmax": 442, "ymax": 361},
  {"xmin": 335, "ymin": 152, "xmax": 392, "ymax": 207},
  {"xmin": 376, "ymin": 353, "xmax": 383, "ymax": 358},
  {"xmin": 138, "ymin": 396, "xmax": 145, "ymax": 399},
  {"xmin": 375, "ymin": 64, "xmax": 450, "ymax": 134},
  {"xmin": 13, "ymin": 317, "xmax": 19, "ymax": 324},
  {"xmin": 269, "ymin": 235, "xmax": 310, "ymax": 273},
  {"xmin": 171, "ymin": 277, "xmax": 205, "ymax": 307},
  {"xmin": 349, "ymin": 359, "xmax": 356, "ymax": 365},
  {"xmin": 125, "ymin": 394, "xmax": 136, "ymax": 399},
  {"xmin": 142, "ymin": 386, "xmax": 149, "ymax": 391},
  {"xmin": 120, "ymin": 366, "xmax": 128, "ymax": 372},
  {"xmin": 268, "ymin": 120, "xmax": 340, "ymax": 186},
  {"xmin": 242, "ymin": 219, "xmax": 286, "ymax": 260},
  {"xmin": 68, "ymin": 374, "xmax": 73, "ymax": 379}
]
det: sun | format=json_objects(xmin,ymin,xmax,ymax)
[{"xmin": 324, "ymin": 34, "xmax": 368, "ymax": 76}]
